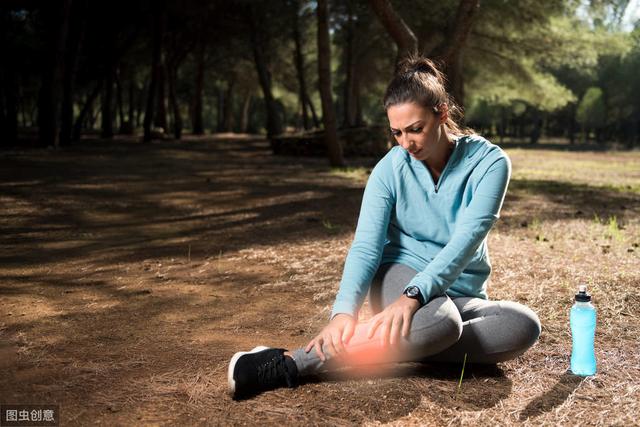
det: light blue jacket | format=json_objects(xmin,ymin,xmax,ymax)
[{"xmin": 331, "ymin": 134, "xmax": 511, "ymax": 319}]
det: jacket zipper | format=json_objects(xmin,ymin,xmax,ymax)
[
  {"xmin": 433, "ymin": 141, "xmax": 458, "ymax": 193},
  {"xmin": 434, "ymin": 160, "xmax": 452, "ymax": 193}
]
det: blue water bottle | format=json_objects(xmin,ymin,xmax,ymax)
[{"xmin": 570, "ymin": 285, "xmax": 597, "ymax": 376}]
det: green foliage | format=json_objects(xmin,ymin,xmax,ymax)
[
  {"xmin": 605, "ymin": 215, "xmax": 624, "ymax": 241},
  {"xmin": 467, "ymin": 60, "xmax": 577, "ymax": 111},
  {"xmin": 594, "ymin": 27, "xmax": 640, "ymax": 139},
  {"xmin": 4, "ymin": 0, "xmax": 640, "ymax": 146},
  {"xmin": 593, "ymin": 214, "xmax": 624, "ymax": 241},
  {"xmin": 466, "ymin": 13, "xmax": 629, "ymax": 113},
  {"xmin": 576, "ymin": 86, "xmax": 606, "ymax": 129}
]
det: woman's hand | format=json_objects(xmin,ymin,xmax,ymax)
[
  {"xmin": 304, "ymin": 313, "xmax": 356, "ymax": 362},
  {"xmin": 367, "ymin": 295, "xmax": 420, "ymax": 347}
]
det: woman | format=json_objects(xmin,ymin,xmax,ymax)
[{"xmin": 228, "ymin": 56, "xmax": 541, "ymax": 400}]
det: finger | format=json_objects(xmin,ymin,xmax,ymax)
[
  {"xmin": 367, "ymin": 315, "xmax": 382, "ymax": 339},
  {"xmin": 402, "ymin": 311, "xmax": 412, "ymax": 338},
  {"xmin": 332, "ymin": 332, "xmax": 345, "ymax": 356},
  {"xmin": 325, "ymin": 335, "xmax": 338, "ymax": 359},
  {"xmin": 342, "ymin": 320, "xmax": 355, "ymax": 345},
  {"xmin": 314, "ymin": 339, "xmax": 326, "ymax": 362},
  {"xmin": 389, "ymin": 315, "xmax": 402, "ymax": 347},
  {"xmin": 305, "ymin": 339, "xmax": 315, "ymax": 353},
  {"xmin": 380, "ymin": 319, "xmax": 391, "ymax": 347}
]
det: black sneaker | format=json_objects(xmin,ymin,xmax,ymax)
[{"xmin": 227, "ymin": 346, "xmax": 299, "ymax": 399}]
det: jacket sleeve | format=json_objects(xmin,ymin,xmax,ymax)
[
  {"xmin": 405, "ymin": 153, "xmax": 511, "ymax": 302},
  {"xmin": 330, "ymin": 159, "xmax": 396, "ymax": 319}
]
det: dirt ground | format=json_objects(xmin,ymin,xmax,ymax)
[{"xmin": 1, "ymin": 135, "xmax": 639, "ymax": 426}]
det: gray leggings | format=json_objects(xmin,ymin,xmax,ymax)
[{"xmin": 292, "ymin": 263, "xmax": 541, "ymax": 376}]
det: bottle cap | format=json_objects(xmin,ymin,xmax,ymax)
[{"xmin": 575, "ymin": 285, "xmax": 591, "ymax": 302}]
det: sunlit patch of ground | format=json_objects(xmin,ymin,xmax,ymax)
[{"xmin": 0, "ymin": 136, "xmax": 638, "ymax": 425}]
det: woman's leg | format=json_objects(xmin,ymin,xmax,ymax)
[
  {"xmin": 291, "ymin": 263, "xmax": 463, "ymax": 376},
  {"xmin": 424, "ymin": 297, "xmax": 541, "ymax": 364},
  {"xmin": 229, "ymin": 266, "xmax": 541, "ymax": 398}
]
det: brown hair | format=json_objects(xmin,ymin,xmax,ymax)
[{"xmin": 383, "ymin": 56, "xmax": 473, "ymax": 136}]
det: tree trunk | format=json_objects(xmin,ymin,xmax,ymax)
[
  {"xmin": 101, "ymin": 68, "xmax": 114, "ymax": 138},
  {"xmin": 154, "ymin": 60, "xmax": 168, "ymax": 131},
  {"xmin": 137, "ymin": 76, "xmax": 148, "ymax": 128},
  {"xmin": 72, "ymin": 83, "xmax": 100, "ymax": 141},
  {"xmin": 215, "ymin": 87, "xmax": 223, "ymax": 132},
  {"xmin": 354, "ymin": 61, "xmax": 364, "ymax": 126},
  {"xmin": 369, "ymin": 0, "xmax": 479, "ymax": 108},
  {"xmin": 128, "ymin": 75, "xmax": 135, "ymax": 125},
  {"xmin": 317, "ymin": 0, "xmax": 344, "ymax": 167},
  {"xmin": 247, "ymin": 6, "xmax": 283, "ymax": 141},
  {"xmin": 498, "ymin": 106, "xmax": 506, "ymax": 144},
  {"xmin": 37, "ymin": 0, "xmax": 73, "ymax": 148},
  {"xmin": 143, "ymin": 0, "xmax": 166, "ymax": 142},
  {"xmin": 568, "ymin": 104, "xmax": 576, "ymax": 144},
  {"xmin": 30, "ymin": 102, "xmax": 37, "ymax": 127},
  {"xmin": 88, "ymin": 100, "xmax": 98, "ymax": 129},
  {"xmin": 19, "ymin": 85, "xmax": 28, "ymax": 128},
  {"xmin": 0, "ymin": 11, "xmax": 6, "ymax": 146},
  {"xmin": 443, "ymin": 54, "xmax": 465, "ymax": 108},
  {"xmin": 117, "ymin": 65, "xmax": 132, "ymax": 134},
  {"xmin": 165, "ymin": 39, "xmax": 191, "ymax": 139},
  {"xmin": 438, "ymin": 0, "xmax": 479, "ymax": 107},
  {"xmin": 1, "ymin": 9, "xmax": 18, "ymax": 148},
  {"xmin": 529, "ymin": 110, "xmax": 542, "ymax": 144},
  {"xmin": 59, "ymin": 0, "xmax": 85, "ymax": 146},
  {"xmin": 1, "ymin": 68, "xmax": 18, "ymax": 148},
  {"xmin": 368, "ymin": 0, "xmax": 418, "ymax": 66},
  {"xmin": 6, "ymin": 84, "xmax": 18, "ymax": 144},
  {"xmin": 518, "ymin": 116, "xmax": 525, "ymax": 141},
  {"xmin": 192, "ymin": 41, "xmax": 205, "ymax": 135},
  {"xmin": 167, "ymin": 64, "xmax": 182, "ymax": 139},
  {"xmin": 306, "ymin": 94, "xmax": 320, "ymax": 128},
  {"xmin": 342, "ymin": 4, "xmax": 359, "ymax": 128},
  {"xmin": 222, "ymin": 78, "xmax": 235, "ymax": 132},
  {"xmin": 292, "ymin": 0, "xmax": 310, "ymax": 130},
  {"xmin": 240, "ymin": 93, "xmax": 252, "ymax": 133},
  {"xmin": 115, "ymin": 68, "xmax": 125, "ymax": 129}
]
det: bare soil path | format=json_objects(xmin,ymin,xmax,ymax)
[{"xmin": 1, "ymin": 136, "xmax": 639, "ymax": 426}]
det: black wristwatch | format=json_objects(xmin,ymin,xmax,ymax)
[{"xmin": 403, "ymin": 286, "xmax": 425, "ymax": 306}]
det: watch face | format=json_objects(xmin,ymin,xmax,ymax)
[{"xmin": 406, "ymin": 287, "xmax": 419, "ymax": 297}]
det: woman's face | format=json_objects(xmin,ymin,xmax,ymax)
[{"xmin": 387, "ymin": 102, "xmax": 444, "ymax": 162}]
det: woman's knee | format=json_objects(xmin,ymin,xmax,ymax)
[
  {"xmin": 499, "ymin": 301, "xmax": 541, "ymax": 351},
  {"xmin": 407, "ymin": 296, "xmax": 463, "ymax": 354}
]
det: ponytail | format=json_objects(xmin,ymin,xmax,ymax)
[{"xmin": 383, "ymin": 55, "xmax": 473, "ymax": 136}]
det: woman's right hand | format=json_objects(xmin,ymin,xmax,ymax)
[{"xmin": 304, "ymin": 313, "xmax": 356, "ymax": 362}]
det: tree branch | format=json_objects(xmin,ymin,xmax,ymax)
[
  {"xmin": 368, "ymin": 0, "xmax": 418, "ymax": 64},
  {"xmin": 441, "ymin": 0, "xmax": 480, "ymax": 65}
]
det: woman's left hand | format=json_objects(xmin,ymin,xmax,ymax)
[{"xmin": 366, "ymin": 294, "xmax": 421, "ymax": 347}]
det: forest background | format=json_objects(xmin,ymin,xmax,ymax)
[{"xmin": 1, "ymin": 0, "xmax": 639, "ymax": 157}]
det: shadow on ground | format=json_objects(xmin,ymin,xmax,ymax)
[
  {"xmin": 0, "ymin": 135, "xmax": 634, "ymax": 425},
  {"xmin": 308, "ymin": 361, "xmax": 512, "ymax": 415},
  {"xmin": 518, "ymin": 372, "xmax": 584, "ymax": 421}
]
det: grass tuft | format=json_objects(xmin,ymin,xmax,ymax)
[
  {"xmin": 606, "ymin": 215, "xmax": 623, "ymax": 241},
  {"xmin": 457, "ymin": 353, "xmax": 468, "ymax": 394}
]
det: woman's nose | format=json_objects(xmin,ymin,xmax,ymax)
[{"xmin": 398, "ymin": 134, "xmax": 412, "ymax": 149}]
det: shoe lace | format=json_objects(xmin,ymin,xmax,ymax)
[{"xmin": 257, "ymin": 354, "xmax": 294, "ymax": 387}]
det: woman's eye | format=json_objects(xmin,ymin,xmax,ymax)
[
  {"xmin": 410, "ymin": 127, "xmax": 423, "ymax": 133},
  {"xmin": 391, "ymin": 130, "xmax": 401, "ymax": 137}
]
